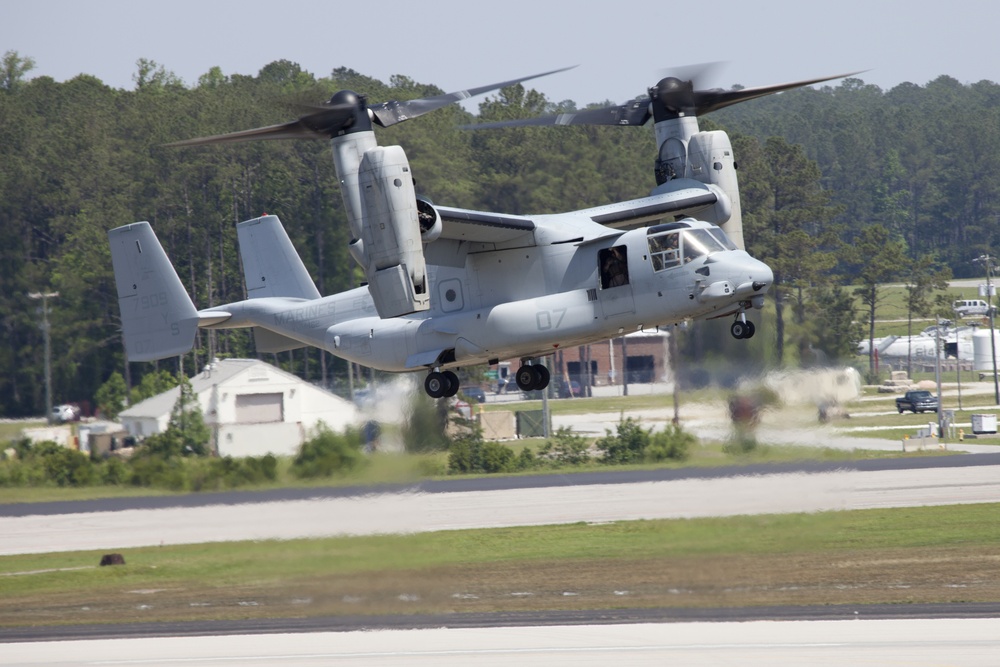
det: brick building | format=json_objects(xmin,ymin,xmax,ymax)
[{"xmin": 553, "ymin": 330, "xmax": 672, "ymax": 390}]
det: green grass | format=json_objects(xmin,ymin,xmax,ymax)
[
  {"xmin": 4, "ymin": 503, "xmax": 997, "ymax": 584},
  {"xmin": 2, "ymin": 502, "xmax": 998, "ymax": 626},
  {"xmin": 0, "ymin": 420, "xmax": 47, "ymax": 442}
]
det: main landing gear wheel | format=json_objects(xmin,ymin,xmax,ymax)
[
  {"xmin": 425, "ymin": 370, "xmax": 459, "ymax": 398},
  {"xmin": 515, "ymin": 364, "xmax": 550, "ymax": 391},
  {"xmin": 731, "ymin": 320, "xmax": 755, "ymax": 339}
]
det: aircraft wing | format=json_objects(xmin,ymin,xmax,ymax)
[
  {"xmin": 578, "ymin": 181, "xmax": 720, "ymax": 230},
  {"xmin": 431, "ymin": 179, "xmax": 720, "ymax": 246},
  {"xmin": 435, "ymin": 206, "xmax": 536, "ymax": 243}
]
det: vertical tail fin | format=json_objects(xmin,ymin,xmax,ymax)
[
  {"xmin": 237, "ymin": 215, "xmax": 321, "ymax": 299},
  {"xmin": 108, "ymin": 222, "xmax": 198, "ymax": 362}
]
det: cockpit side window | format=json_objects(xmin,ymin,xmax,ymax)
[{"xmin": 647, "ymin": 232, "xmax": 681, "ymax": 272}]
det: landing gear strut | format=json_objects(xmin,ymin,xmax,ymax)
[
  {"xmin": 730, "ymin": 311, "xmax": 756, "ymax": 339},
  {"xmin": 515, "ymin": 362, "xmax": 550, "ymax": 392},
  {"xmin": 424, "ymin": 369, "xmax": 459, "ymax": 398}
]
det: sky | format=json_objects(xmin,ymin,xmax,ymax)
[{"xmin": 5, "ymin": 0, "xmax": 1000, "ymax": 110}]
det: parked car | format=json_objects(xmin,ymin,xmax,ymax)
[
  {"xmin": 895, "ymin": 390, "xmax": 939, "ymax": 414},
  {"xmin": 555, "ymin": 379, "xmax": 582, "ymax": 398},
  {"xmin": 51, "ymin": 404, "xmax": 81, "ymax": 423},
  {"xmin": 460, "ymin": 386, "xmax": 486, "ymax": 403}
]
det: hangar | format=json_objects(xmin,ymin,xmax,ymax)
[{"xmin": 119, "ymin": 358, "xmax": 358, "ymax": 457}]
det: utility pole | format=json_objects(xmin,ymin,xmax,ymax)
[
  {"xmin": 29, "ymin": 291, "xmax": 59, "ymax": 424},
  {"xmin": 934, "ymin": 319, "xmax": 945, "ymax": 439},
  {"xmin": 974, "ymin": 255, "xmax": 1000, "ymax": 405}
]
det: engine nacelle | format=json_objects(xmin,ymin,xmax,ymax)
[
  {"xmin": 416, "ymin": 196, "xmax": 443, "ymax": 244},
  {"xmin": 355, "ymin": 145, "xmax": 430, "ymax": 318},
  {"xmin": 685, "ymin": 130, "xmax": 744, "ymax": 250}
]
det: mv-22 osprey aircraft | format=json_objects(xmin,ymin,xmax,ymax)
[{"xmin": 109, "ymin": 66, "xmax": 851, "ymax": 398}]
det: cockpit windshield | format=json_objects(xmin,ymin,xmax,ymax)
[
  {"xmin": 708, "ymin": 227, "xmax": 737, "ymax": 251},
  {"xmin": 647, "ymin": 226, "xmax": 731, "ymax": 271}
]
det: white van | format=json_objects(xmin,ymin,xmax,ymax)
[{"xmin": 953, "ymin": 299, "xmax": 991, "ymax": 317}]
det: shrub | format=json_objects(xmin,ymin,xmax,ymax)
[
  {"xmin": 291, "ymin": 423, "xmax": 365, "ymax": 478},
  {"xmin": 100, "ymin": 457, "xmax": 129, "ymax": 485},
  {"xmin": 447, "ymin": 431, "xmax": 517, "ymax": 474},
  {"xmin": 596, "ymin": 417, "xmax": 650, "ymax": 465},
  {"xmin": 645, "ymin": 424, "xmax": 694, "ymax": 462},
  {"xmin": 515, "ymin": 446, "xmax": 539, "ymax": 471},
  {"xmin": 128, "ymin": 454, "xmax": 186, "ymax": 490},
  {"xmin": 538, "ymin": 427, "xmax": 591, "ymax": 465}
]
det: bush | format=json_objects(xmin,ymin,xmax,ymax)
[
  {"xmin": 645, "ymin": 424, "xmax": 694, "ymax": 462},
  {"xmin": 596, "ymin": 418, "xmax": 650, "ymax": 465},
  {"xmin": 538, "ymin": 427, "xmax": 591, "ymax": 465},
  {"xmin": 447, "ymin": 432, "xmax": 517, "ymax": 474},
  {"xmin": 128, "ymin": 454, "xmax": 187, "ymax": 490},
  {"xmin": 291, "ymin": 423, "xmax": 365, "ymax": 478},
  {"xmin": 515, "ymin": 446, "xmax": 539, "ymax": 471},
  {"xmin": 596, "ymin": 418, "xmax": 696, "ymax": 465},
  {"xmin": 100, "ymin": 457, "xmax": 129, "ymax": 485}
]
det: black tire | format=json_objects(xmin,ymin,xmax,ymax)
[
  {"xmin": 731, "ymin": 321, "xmax": 747, "ymax": 339},
  {"xmin": 534, "ymin": 365, "xmax": 551, "ymax": 391},
  {"xmin": 424, "ymin": 372, "xmax": 446, "ymax": 399},
  {"xmin": 442, "ymin": 370, "xmax": 460, "ymax": 398},
  {"xmin": 515, "ymin": 365, "xmax": 538, "ymax": 391},
  {"xmin": 744, "ymin": 321, "xmax": 756, "ymax": 339}
]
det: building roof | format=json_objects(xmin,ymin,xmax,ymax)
[{"xmin": 119, "ymin": 358, "xmax": 346, "ymax": 420}]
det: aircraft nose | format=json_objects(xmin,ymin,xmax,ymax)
[
  {"xmin": 749, "ymin": 257, "xmax": 774, "ymax": 293},
  {"xmin": 730, "ymin": 254, "xmax": 774, "ymax": 297}
]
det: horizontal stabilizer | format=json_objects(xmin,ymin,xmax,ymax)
[
  {"xmin": 237, "ymin": 215, "xmax": 321, "ymax": 300},
  {"xmin": 108, "ymin": 222, "xmax": 198, "ymax": 362}
]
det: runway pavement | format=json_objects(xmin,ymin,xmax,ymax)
[
  {"xmin": 2, "ymin": 456, "xmax": 1000, "ymax": 556},
  {"xmin": 5, "ymin": 618, "xmax": 1000, "ymax": 666}
]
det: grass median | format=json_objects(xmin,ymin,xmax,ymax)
[{"xmin": 2, "ymin": 502, "xmax": 999, "ymax": 627}]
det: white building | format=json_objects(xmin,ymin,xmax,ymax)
[{"xmin": 119, "ymin": 359, "xmax": 359, "ymax": 457}]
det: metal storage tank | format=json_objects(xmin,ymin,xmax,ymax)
[{"xmin": 972, "ymin": 329, "xmax": 1000, "ymax": 371}]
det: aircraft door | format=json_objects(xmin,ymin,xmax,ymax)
[{"xmin": 597, "ymin": 244, "xmax": 635, "ymax": 318}]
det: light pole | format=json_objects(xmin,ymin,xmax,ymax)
[
  {"xmin": 974, "ymin": 255, "xmax": 1000, "ymax": 405},
  {"xmin": 933, "ymin": 319, "xmax": 944, "ymax": 438},
  {"xmin": 28, "ymin": 291, "xmax": 59, "ymax": 424}
]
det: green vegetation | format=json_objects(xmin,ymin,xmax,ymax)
[
  {"xmin": 290, "ymin": 423, "xmax": 366, "ymax": 478},
  {"xmin": 2, "ymin": 502, "xmax": 998, "ymax": 625},
  {"xmin": 3, "ymin": 52, "xmax": 1000, "ymax": 417}
]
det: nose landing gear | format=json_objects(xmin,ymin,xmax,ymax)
[
  {"xmin": 424, "ymin": 369, "xmax": 459, "ymax": 398},
  {"xmin": 730, "ymin": 309, "xmax": 756, "ymax": 339}
]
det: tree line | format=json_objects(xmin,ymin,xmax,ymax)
[{"xmin": 3, "ymin": 51, "xmax": 992, "ymax": 416}]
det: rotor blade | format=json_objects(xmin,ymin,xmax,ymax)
[
  {"xmin": 463, "ymin": 97, "xmax": 651, "ymax": 130},
  {"xmin": 690, "ymin": 70, "xmax": 867, "ymax": 115},
  {"xmin": 165, "ymin": 99, "xmax": 357, "ymax": 147},
  {"xmin": 370, "ymin": 65, "xmax": 577, "ymax": 128},
  {"xmin": 164, "ymin": 121, "xmax": 323, "ymax": 147}
]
